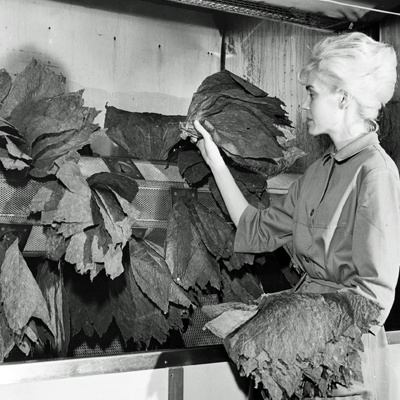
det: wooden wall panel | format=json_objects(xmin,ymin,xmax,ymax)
[{"xmin": 224, "ymin": 15, "xmax": 332, "ymax": 172}]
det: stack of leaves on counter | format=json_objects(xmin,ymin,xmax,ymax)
[
  {"xmin": 0, "ymin": 233, "xmax": 55, "ymax": 361},
  {"xmin": 202, "ymin": 292, "xmax": 381, "ymax": 400},
  {"xmin": 165, "ymin": 196, "xmax": 263, "ymax": 304},
  {"xmin": 28, "ymin": 152, "xmax": 140, "ymax": 281},
  {"xmin": 0, "ymin": 58, "xmax": 103, "ymax": 177},
  {"xmin": 171, "ymin": 69, "xmax": 305, "ymax": 214},
  {"xmin": 104, "ymin": 105, "xmax": 185, "ymax": 161}
]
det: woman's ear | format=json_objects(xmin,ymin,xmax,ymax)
[{"xmin": 338, "ymin": 90, "xmax": 351, "ymax": 109}]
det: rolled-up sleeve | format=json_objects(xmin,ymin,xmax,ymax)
[
  {"xmin": 342, "ymin": 167, "xmax": 400, "ymax": 326},
  {"xmin": 234, "ymin": 177, "xmax": 302, "ymax": 253}
]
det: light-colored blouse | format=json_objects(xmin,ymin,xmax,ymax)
[{"xmin": 234, "ymin": 131, "xmax": 400, "ymax": 327}]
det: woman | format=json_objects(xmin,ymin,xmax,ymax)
[{"xmin": 193, "ymin": 32, "xmax": 400, "ymax": 399}]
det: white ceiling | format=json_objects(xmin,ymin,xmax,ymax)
[
  {"xmin": 252, "ymin": 0, "xmax": 399, "ymax": 21},
  {"xmin": 168, "ymin": 0, "xmax": 400, "ymax": 30}
]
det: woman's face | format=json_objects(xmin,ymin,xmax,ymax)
[{"xmin": 302, "ymin": 70, "xmax": 343, "ymax": 137}]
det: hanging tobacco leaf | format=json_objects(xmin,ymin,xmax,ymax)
[
  {"xmin": 64, "ymin": 267, "xmax": 113, "ymax": 338},
  {"xmin": 29, "ymin": 161, "xmax": 140, "ymax": 280},
  {"xmin": 129, "ymin": 238, "xmax": 192, "ymax": 313},
  {"xmin": 185, "ymin": 196, "xmax": 254, "ymax": 269},
  {"xmin": 219, "ymin": 266, "xmax": 263, "ymax": 304},
  {"xmin": 109, "ymin": 262, "xmax": 187, "ymax": 348},
  {"xmin": 0, "ymin": 69, "xmax": 12, "ymax": 105},
  {"xmin": 104, "ymin": 105, "xmax": 185, "ymax": 161},
  {"xmin": 0, "ymin": 59, "xmax": 103, "ymax": 177},
  {"xmin": 205, "ymin": 292, "xmax": 381, "ymax": 400},
  {"xmin": 165, "ymin": 197, "xmax": 221, "ymax": 292},
  {"xmin": 0, "ymin": 234, "xmax": 55, "ymax": 358},
  {"xmin": 36, "ymin": 260, "xmax": 70, "ymax": 356},
  {"xmin": 0, "ymin": 58, "xmax": 65, "ymax": 119},
  {"xmin": 0, "ymin": 309, "xmax": 14, "ymax": 362},
  {"xmin": 178, "ymin": 70, "xmax": 306, "ymax": 173},
  {"xmin": 87, "ymin": 172, "xmax": 139, "ymax": 203}
]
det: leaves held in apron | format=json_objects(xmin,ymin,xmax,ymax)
[
  {"xmin": 0, "ymin": 58, "xmax": 103, "ymax": 178},
  {"xmin": 104, "ymin": 105, "xmax": 185, "ymax": 161},
  {"xmin": 204, "ymin": 292, "xmax": 381, "ymax": 400},
  {"xmin": 0, "ymin": 233, "xmax": 55, "ymax": 360}
]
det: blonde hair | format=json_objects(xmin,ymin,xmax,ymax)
[{"xmin": 299, "ymin": 32, "xmax": 397, "ymax": 124}]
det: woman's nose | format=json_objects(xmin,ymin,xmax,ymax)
[{"xmin": 302, "ymin": 96, "xmax": 310, "ymax": 111}]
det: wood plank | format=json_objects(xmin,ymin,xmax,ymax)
[{"xmin": 224, "ymin": 14, "xmax": 332, "ymax": 172}]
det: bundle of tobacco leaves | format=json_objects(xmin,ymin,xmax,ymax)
[
  {"xmin": 168, "ymin": 70, "xmax": 305, "ymax": 216},
  {"xmin": 28, "ymin": 152, "xmax": 140, "ymax": 280},
  {"xmin": 202, "ymin": 292, "xmax": 381, "ymax": 400},
  {"xmin": 165, "ymin": 196, "xmax": 263, "ymax": 304},
  {"xmin": 0, "ymin": 58, "xmax": 104, "ymax": 177},
  {"xmin": 0, "ymin": 233, "xmax": 55, "ymax": 361},
  {"xmin": 178, "ymin": 69, "xmax": 305, "ymax": 178},
  {"xmin": 104, "ymin": 105, "xmax": 185, "ymax": 161}
]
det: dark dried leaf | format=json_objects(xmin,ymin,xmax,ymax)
[
  {"xmin": 165, "ymin": 198, "xmax": 222, "ymax": 291},
  {"xmin": 87, "ymin": 172, "xmax": 139, "ymax": 203},
  {"xmin": 0, "ymin": 234, "xmax": 54, "ymax": 336},
  {"xmin": 104, "ymin": 106, "xmax": 185, "ymax": 160},
  {"xmin": 64, "ymin": 268, "xmax": 113, "ymax": 338},
  {"xmin": 0, "ymin": 58, "xmax": 66, "ymax": 119},
  {"xmin": 0, "ymin": 69, "xmax": 12, "ymax": 104},
  {"xmin": 184, "ymin": 197, "xmax": 233, "ymax": 260},
  {"xmin": 109, "ymin": 264, "xmax": 185, "ymax": 347},
  {"xmin": 220, "ymin": 266, "xmax": 263, "ymax": 304},
  {"xmin": 129, "ymin": 238, "xmax": 192, "ymax": 313},
  {"xmin": 36, "ymin": 260, "xmax": 70, "ymax": 356},
  {"xmin": 0, "ymin": 309, "xmax": 14, "ymax": 362}
]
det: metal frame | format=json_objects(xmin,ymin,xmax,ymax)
[{"xmin": 0, "ymin": 345, "xmax": 228, "ymax": 386}]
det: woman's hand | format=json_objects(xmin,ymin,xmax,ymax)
[{"xmin": 193, "ymin": 120, "xmax": 225, "ymax": 171}]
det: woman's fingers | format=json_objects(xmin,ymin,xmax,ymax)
[{"xmin": 193, "ymin": 120, "xmax": 212, "ymax": 140}]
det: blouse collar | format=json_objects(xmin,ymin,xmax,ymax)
[{"xmin": 323, "ymin": 131, "xmax": 380, "ymax": 163}]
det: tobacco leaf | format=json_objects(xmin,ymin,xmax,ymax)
[
  {"xmin": 184, "ymin": 197, "xmax": 232, "ymax": 259},
  {"xmin": 109, "ymin": 263, "xmax": 186, "ymax": 347},
  {"xmin": 129, "ymin": 238, "xmax": 192, "ymax": 313},
  {"xmin": 0, "ymin": 58, "xmax": 66, "ymax": 119},
  {"xmin": 177, "ymin": 70, "xmax": 305, "ymax": 179},
  {"xmin": 36, "ymin": 260, "xmax": 70, "ymax": 356},
  {"xmin": 0, "ymin": 234, "xmax": 55, "ymax": 358},
  {"xmin": 165, "ymin": 199, "xmax": 221, "ymax": 291},
  {"xmin": 215, "ymin": 292, "xmax": 381, "ymax": 400},
  {"xmin": 87, "ymin": 172, "xmax": 139, "ymax": 203},
  {"xmin": 0, "ymin": 69, "xmax": 12, "ymax": 104},
  {"xmin": 44, "ymin": 226, "xmax": 68, "ymax": 261},
  {"xmin": 180, "ymin": 70, "xmax": 288, "ymax": 156},
  {"xmin": 55, "ymin": 159, "xmax": 92, "ymax": 196},
  {"xmin": 0, "ymin": 308, "xmax": 14, "ymax": 362},
  {"xmin": 177, "ymin": 147, "xmax": 211, "ymax": 185},
  {"xmin": 219, "ymin": 266, "xmax": 263, "ymax": 304},
  {"xmin": 104, "ymin": 105, "xmax": 185, "ymax": 161},
  {"xmin": 64, "ymin": 268, "xmax": 113, "ymax": 338}
]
